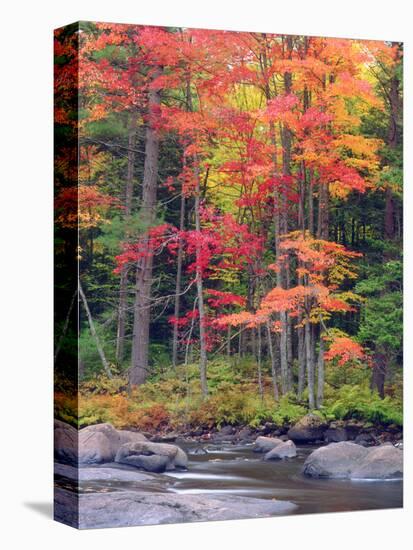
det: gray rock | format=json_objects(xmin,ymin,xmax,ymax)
[
  {"xmin": 54, "ymin": 462, "xmax": 165, "ymax": 483},
  {"xmin": 78, "ymin": 423, "xmax": 147, "ymax": 465},
  {"xmin": 303, "ymin": 441, "xmax": 403, "ymax": 479},
  {"xmin": 54, "ymin": 489, "xmax": 297, "ymax": 529},
  {"xmin": 237, "ymin": 426, "xmax": 254, "ymax": 441},
  {"xmin": 54, "ymin": 419, "xmax": 78, "ymax": 464},
  {"xmin": 150, "ymin": 433, "xmax": 179, "ymax": 443},
  {"xmin": 253, "ymin": 436, "xmax": 283, "ymax": 453},
  {"xmin": 288, "ymin": 414, "xmax": 327, "ymax": 443},
  {"xmin": 264, "ymin": 440, "xmax": 297, "ymax": 460},
  {"xmin": 354, "ymin": 432, "xmax": 377, "ymax": 447},
  {"xmin": 303, "ymin": 442, "xmax": 369, "ymax": 478},
  {"xmin": 174, "ymin": 447, "xmax": 189, "ymax": 468},
  {"xmin": 190, "ymin": 446, "xmax": 208, "ymax": 455},
  {"xmin": 115, "ymin": 441, "xmax": 188, "ymax": 472},
  {"xmin": 324, "ymin": 427, "xmax": 348, "ymax": 443},
  {"xmin": 351, "ymin": 445, "xmax": 403, "ymax": 479},
  {"xmin": 55, "ymin": 421, "xmax": 148, "ymax": 465},
  {"xmin": 119, "ymin": 453, "xmax": 170, "ymax": 473}
]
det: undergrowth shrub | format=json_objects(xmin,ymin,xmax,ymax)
[{"xmin": 324, "ymin": 384, "xmax": 402, "ymax": 426}]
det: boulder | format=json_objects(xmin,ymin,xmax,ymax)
[
  {"xmin": 324, "ymin": 427, "xmax": 348, "ymax": 443},
  {"xmin": 78, "ymin": 423, "xmax": 147, "ymax": 464},
  {"xmin": 79, "ymin": 429, "xmax": 115, "ymax": 464},
  {"xmin": 54, "ymin": 419, "xmax": 78, "ymax": 464},
  {"xmin": 303, "ymin": 442, "xmax": 368, "ymax": 478},
  {"xmin": 264, "ymin": 440, "xmax": 297, "ymax": 460},
  {"xmin": 287, "ymin": 414, "xmax": 327, "ymax": 443},
  {"xmin": 237, "ymin": 426, "xmax": 255, "ymax": 442},
  {"xmin": 212, "ymin": 425, "xmax": 237, "ymax": 443},
  {"xmin": 115, "ymin": 441, "xmax": 188, "ymax": 473},
  {"xmin": 253, "ymin": 436, "xmax": 283, "ymax": 453},
  {"xmin": 351, "ymin": 445, "xmax": 403, "ymax": 479},
  {"xmin": 54, "ymin": 463, "xmax": 169, "ymax": 483},
  {"xmin": 344, "ymin": 420, "xmax": 364, "ymax": 440},
  {"xmin": 55, "ymin": 421, "xmax": 148, "ymax": 465},
  {"xmin": 55, "ymin": 489, "xmax": 297, "ymax": 529},
  {"xmin": 303, "ymin": 441, "xmax": 403, "ymax": 479},
  {"xmin": 354, "ymin": 432, "xmax": 377, "ymax": 447}
]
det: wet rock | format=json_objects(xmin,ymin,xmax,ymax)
[
  {"xmin": 264, "ymin": 440, "xmax": 297, "ymax": 460},
  {"xmin": 287, "ymin": 414, "xmax": 328, "ymax": 443},
  {"xmin": 303, "ymin": 442, "xmax": 368, "ymax": 478},
  {"xmin": 211, "ymin": 425, "xmax": 237, "ymax": 443},
  {"xmin": 79, "ymin": 429, "xmax": 114, "ymax": 464},
  {"xmin": 115, "ymin": 441, "xmax": 188, "ymax": 473},
  {"xmin": 54, "ymin": 419, "xmax": 78, "ymax": 464},
  {"xmin": 78, "ymin": 423, "xmax": 147, "ymax": 465},
  {"xmin": 303, "ymin": 441, "xmax": 403, "ymax": 479},
  {"xmin": 54, "ymin": 462, "xmax": 171, "ymax": 484},
  {"xmin": 237, "ymin": 426, "xmax": 255, "ymax": 442},
  {"xmin": 189, "ymin": 428, "xmax": 204, "ymax": 437},
  {"xmin": 324, "ymin": 427, "xmax": 348, "ymax": 443},
  {"xmin": 55, "ymin": 421, "xmax": 148, "ymax": 465},
  {"xmin": 253, "ymin": 436, "xmax": 284, "ymax": 453},
  {"xmin": 150, "ymin": 432, "xmax": 179, "ymax": 443},
  {"xmin": 351, "ymin": 445, "xmax": 403, "ymax": 479},
  {"xmin": 54, "ymin": 489, "xmax": 297, "ymax": 529},
  {"xmin": 354, "ymin": 432, "xmax": 377, "ymax": 447},
  {"xmin": 190, "ymin": 446, "xmax": 208, "ymax": 455},
  {"xmin": 343, "ymin": 420, "xmax": 364, "ymax": 440}
]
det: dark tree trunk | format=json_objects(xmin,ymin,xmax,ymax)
[
  {"xmin": 297, "ymin": 324, "xmax": 306, "ymax": 399},
  {"xmin": 316, "ymin": 331, "xmax": 325, "ymax": 408},
  {"xmin": 130, "ymin": 77, "xmax": 161, "ymax": 386},
  {"xmin": 305, "ymin": 317, "xmax": 315, "ymax": 409},
  {"xmin": 266, "ymin": 322, "xmax": 279, "ymax": 401},
  {"xmin": 371, "ymin": 351, "xmax": 387, "ymax": 398}
]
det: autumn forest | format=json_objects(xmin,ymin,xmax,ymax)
[{"xmin": 54, "ymin": 23, "xmax": 403, "ymax": 436}]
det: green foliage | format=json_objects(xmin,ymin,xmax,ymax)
[
  {"xmin": 324, "ymin": 384, "xmax": 402, "ymax": 426},
  {"xmin": 356, "ymin": 260, "xmax": 402, "ymax": 353}
]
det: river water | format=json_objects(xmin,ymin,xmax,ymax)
[
  {"xmin": 73, "ymin": 441, "xmax": 402, "ymax": 516},
  {"xmin": 167, "ymin": 441, "xmax": 402, "ymax": 515}
]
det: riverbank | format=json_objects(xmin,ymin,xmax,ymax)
[
  {"xmin": 145, "ymin": 417, "xmax": 403, "ymax": 448},
  {"xmin": 54, "ymin": 437, "xmax": 403, "ymax": 529}
]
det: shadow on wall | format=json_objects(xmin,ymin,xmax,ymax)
[{"xmin": 23, "ymin": 502, "xmax": 53, "ymax": 519}]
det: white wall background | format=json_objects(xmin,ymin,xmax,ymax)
[{"xmin": 1, "ymin": 0, "xmax": 411, "ymax": 547}]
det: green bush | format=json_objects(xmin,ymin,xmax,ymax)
[{"xmin": 324, "ymin": 384, "xmax": 402, "ymax": 426}]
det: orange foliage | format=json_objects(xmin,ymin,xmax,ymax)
[{"xmin": 324, "ymin": 336, "xmax": 366, "ymax": 366}]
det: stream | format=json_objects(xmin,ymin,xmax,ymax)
[{"xmin": 71, "ymin": 441, "xmax": 403, "ymax": 516}]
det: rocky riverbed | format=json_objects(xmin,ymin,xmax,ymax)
[{"xmin": 54, "ymin": 419, "xmax": 403, "ymax": 529}]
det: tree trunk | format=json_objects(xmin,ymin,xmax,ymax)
[
  {"xmin": 130, "ymin": 76, "xmax": 161, "ymax": 385},
  {"xmin": 371, "ymin": 350, "xmax": 387, "ymax": 398},
  {"xmin": 194, "ymin": 162, "xmax": 209, "ymax": 398},
  {"xmin": 305, "ymin": 317, "xmax": 315, "ymax": 409},
  {"xmin": 116, "ymin": 114, "xmax": 137, "ymax": 364},
  {"xmin": 317, "ymin": 182, "xmax": 329, "ymax": 240},
  {"xmin": 297, "ymin": 324, "xmax": 306, "ymax": 399},
  {"xmin": 172, "ymin": 191, "xmax": 186, "ymax": 368},
  {"xmin": 257, "ymin": 325, "xmax": 263, "ymax": 401},
  {"xmin": 266, "ymin": 322, "xmax": 279, "ymax": 401},
  {"xmin": 316, "ymin": 332, "xmax": 325, "ymax": 408},
  {"xmin": 279, "ymin": 37, "xmax": 293, "ymax": 392},
  {"xmin": 308, "ymin": 169, "xmax": 314, "ymax": 235}
]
